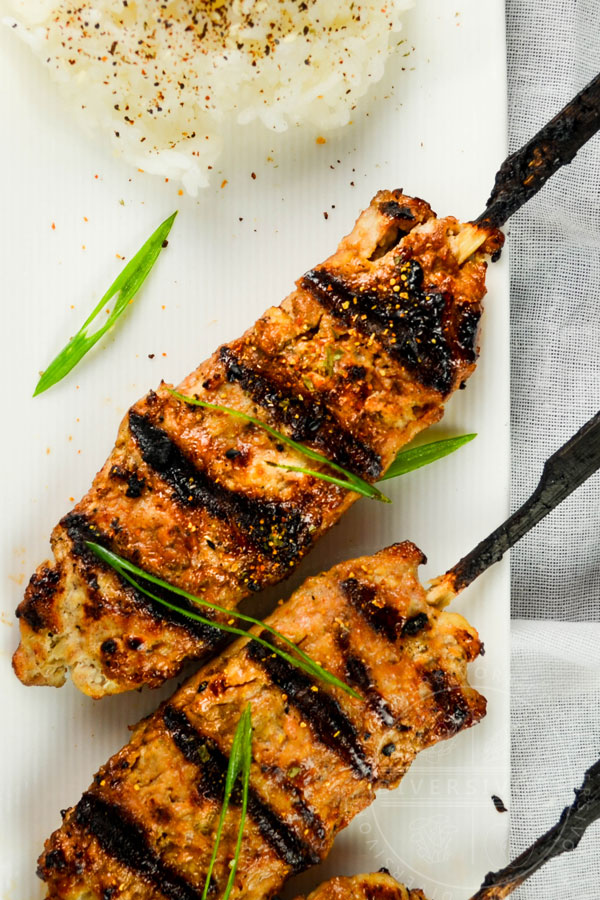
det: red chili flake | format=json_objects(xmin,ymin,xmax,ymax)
[
  {"xmin": 220, "ymin": 179, "xmax": 228, "ymax": 189},
  {"xmin": 51, "ymin": 222, "xmax": 56, "ymax": 230},
  {"xmin": 148, "ymin": 353, "xmax": 155, "ymax": 359},
  {"xmin": 323, "ymin": 212, "xmax": 328, "ymax": 219},
  {"xmin": 251, "ymin": 172, "xmax": 256, "ymax": 180}
]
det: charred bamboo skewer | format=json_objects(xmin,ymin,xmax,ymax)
[
  {"xmin": 293, "ymin": 754, "xmax": 600, "ymax": 900},
  {"xmin": 428, "ymin": 408, "xmax": 600, "ymax": 606},
  {"xmin": 16, "ymin": 74, "xmax": 600, "ymax": 698},
  {"xmin": 470, "ymin": 754, "xmax": 600, "ymax": 899},
  {"xmin": 38, "ymin": 412, "xmax": 600, "ymax": 900},
  {"xmin": 453, "ymin": 71, "xmax": 600, "ymax": 264}
]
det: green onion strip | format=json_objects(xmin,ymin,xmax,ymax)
[
  {"xmin": 170, "ymin": 389, "xmax": 475, "ymax": 500},
  {"xmin": 34, "ymin": 211, "xmax": 177, "ymax": 396},
  {"xmin": 87, "ymin": 542, "xmax": 361, "ymax": 700},
  {"xmin": 169, "ymin": 390, "xmax": 390, "ymax": 503},
  {"xmin": 201, "ymin": 704, "xmax": 252, "ymax": 900}
]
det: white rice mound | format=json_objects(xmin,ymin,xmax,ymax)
[{"xmin": 6, "ymin": 0, "xmax": 413, "ymax": 193}]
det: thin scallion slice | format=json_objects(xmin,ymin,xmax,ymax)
[
  {"xmin": 34, "ymin": 211, "xmax": 177, "ymax": 396},
  {"xmin": 380, "ymin": 433, "xmax": 477, "ymax": 482},
  {"xmin": 201, "ymin": 704, "xmax": 252, "ymax": 900},
  {"xmin": 87, "ymin": 542, "xmax": 361, "ymax": 700},
  {"xmin": 169, "ymin": 389, "xmax": 390, "ymax": 503}
]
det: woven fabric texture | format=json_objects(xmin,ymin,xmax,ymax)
[
  {"xmin": 507, "ymin": 0, "xmax": 600, "ymax": 621},
  {"xmin": 510, "ymin": 622, "xmax": 600, "ymax": 899},
  {"xmin": 506, "ymin": 2, "xmax": 600, "ymax": 895}
]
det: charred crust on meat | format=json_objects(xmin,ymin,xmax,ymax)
[
  {"xmin": 69, "ymin": 793, "xmax": 200, "ymax": 900},
  {"xmin": 455, "ymin": 304, "xmax": 481, "ymax": 363},
  {"xmin": 378, "ymin": 201, "xmax": 416, "ymax": 222},
  {"xmin": 126, "ymin": 636, "xmax": 144, "ymax": 651},
  {"xmin": 125, "ymin": 474, "xmax": 146, "ymax": 498},
  {"xmin": 109, "ymin": 465, "xmax": 146, "ymax": 498},
  {"xmin": 401, "ymin": 613, "xmax": 429, "ymax": 637},
  {"xmin": 219, "ymin": 347, "xmax": 382, "ymax": 480},
  {"xmin": 17, "ymin": 565, "xmax": 62, "ymax": 632},
  {"xmin": 423, "ymin": 668, "xmax": 474, "ymax": 736},
  {"xmin": 62, "ymin": 513, "xmax": 224, "ymax": 645},
  {"xmin": 163, "ymin": 705, "xmax": 318, "ymax": 871},
  {"xmin": 128, "ymin": 411, "xmax": 311, "ymax": 567},
  {"xmin": 100, "ymin": 638, "xmax": 118, "ymax": 656},
  {"xmin": 42, "ymin": 849, "xmax": 66, "ymax": 873},
  {"xmin": 248, "ymin": 636, "xmax": 373, "ymax": 782},
  {"xmin": 341, "ymin": 578, "xmax": 404, "ymax": 644},
  {"xmin": 301, "ymin": 263, "xmax": 480, "ymax": 396},
  {"xmin": 346, "ymin": 365, "xmax": 366, "ymax": 382}
]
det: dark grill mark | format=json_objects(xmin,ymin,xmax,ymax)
[
  {"xmin": 247, "ymin": 637, "xmax": 372, "ymax": 781},
  {"xmin": 163, "ymin": 705, "xmax": 318, "ymax": 872},
  {"xmin": 219, "ymin": 347, "xmax": 381, "ymax": 480},
  {"xmin": 62, "ymin": 512, "xmax": 224, "ymax": 645},
  {"xmin": 341, "ymin": 578, "xmax": 404, "ymax": 643},
  {"xmin": 17, "ymin": 565, "xmax": 62, "ymax": 632},
  {"xmin": 129, "ymin": 411, "xmax": 310, "ymax": 566},
  {"xmin": 301, "ymin": 262, "xmax": 480, "ymax": 396},
  {"xmin": 72, "ymin": 793, "xmax": 201, "ymax": 900},
  {"xmin": 424, "ymin": 668, "xmax": 473, "ymax": 736},
  {"xmin": 343, "ymin": 653, "xmax": 396, "ymax": 728}
]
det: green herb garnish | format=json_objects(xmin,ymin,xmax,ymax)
[
  {"xmin": 86, "ymin": 542, "xmax": 361, "ymax": 700},
  {"xmin": 202, "ymin": 704, "xmax": 252, "ymax": 900},
  {"xmin": 380, "ymin": 433, "xmax": 477, "ymax": 481},
  {"xmin": 169, "ymin": 390, "xmax": 390, "ymax": 504},
  {"xmin": 34, "ymin": 211, "xmax": 177, "ymax": 396}
]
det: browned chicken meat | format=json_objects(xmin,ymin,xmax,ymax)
[
  {"xmin": 38, "ymin": 542, "xmax": 485, "ymax": 900},
  {"xmin": 294, "ymin": 871, "xmax": 427, "ymax": 900},
  {"xmin": 14, "ymin": 192, "xmax": 501, "ymax": 697}
]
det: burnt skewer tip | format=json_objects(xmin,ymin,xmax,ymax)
[
  {"xmin": 428, "ymin": 410, "xmax": 600, "ymax": 605},
  {"xmin": 475, "ymin": 71, "xmax": 600, "ymax": 229},
  {"xmin": 469, "ymin": 756, "xmax": 600, "ymax": 899}
]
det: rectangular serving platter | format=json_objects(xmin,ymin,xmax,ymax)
[{"xmin": 0, "ymin": 2, "xmax": 510, "ymax": 898}]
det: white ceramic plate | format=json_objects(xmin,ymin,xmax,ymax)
[{"xmin": 0, "ymin": 2, "xmax": 510, "ymax": 899}]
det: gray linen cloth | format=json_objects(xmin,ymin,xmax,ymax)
[{"xmin": 506, "ymin": 0, "xmax": 600, "ymax": 895}]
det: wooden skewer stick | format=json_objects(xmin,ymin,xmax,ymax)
[
  {"xmin": 452, "ymin": 71, "xmax": 600, "ymax": 265},
  {"xmin": 427, "ymin": 409, "xmax": 600, "ymax": 607},
  {"xmin": 468, "ymin": 755, "xmax": 600, "ymax": 899}
]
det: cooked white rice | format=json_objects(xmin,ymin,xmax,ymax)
[{"xmin": 5, "ymin": 0, "xmax": 413, "ymax": 193}]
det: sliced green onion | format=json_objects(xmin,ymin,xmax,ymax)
[
  {"xmin": 266, "ymin": 460, "xmax": 383, "ymax": 497},
  {"xmin": 169, "ymin": 389, "xmax": 390, "ymax": 503},
  {"xmin": 86, "ymin": 541, "xmax": 361, "ymax": 700},
  {"xmin": 34, "ymin": 211, "xmax": 177, "ymax": 396},
  {"xmin": 201, "ymin": 704, "xmax": 252, "ymax": 900},
  {"xmin": 380, "ymin": 433, "xmax": 477, "ymax": 482}
]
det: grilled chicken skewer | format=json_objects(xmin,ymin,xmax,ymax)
[
  {"xmin": 38, "ymin": 413, "xmax": 600, "ymax": 900},
  {"xmin": 294, "ymin": 753, "xmax": 600, "ymax": 900},
  {"xmin": 15, "ymin": 192, "xmax": 502, "ymax": 698},
  {"xmin": 15, "ymin": 74, "xmax": 600, "ymax": 698}
]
